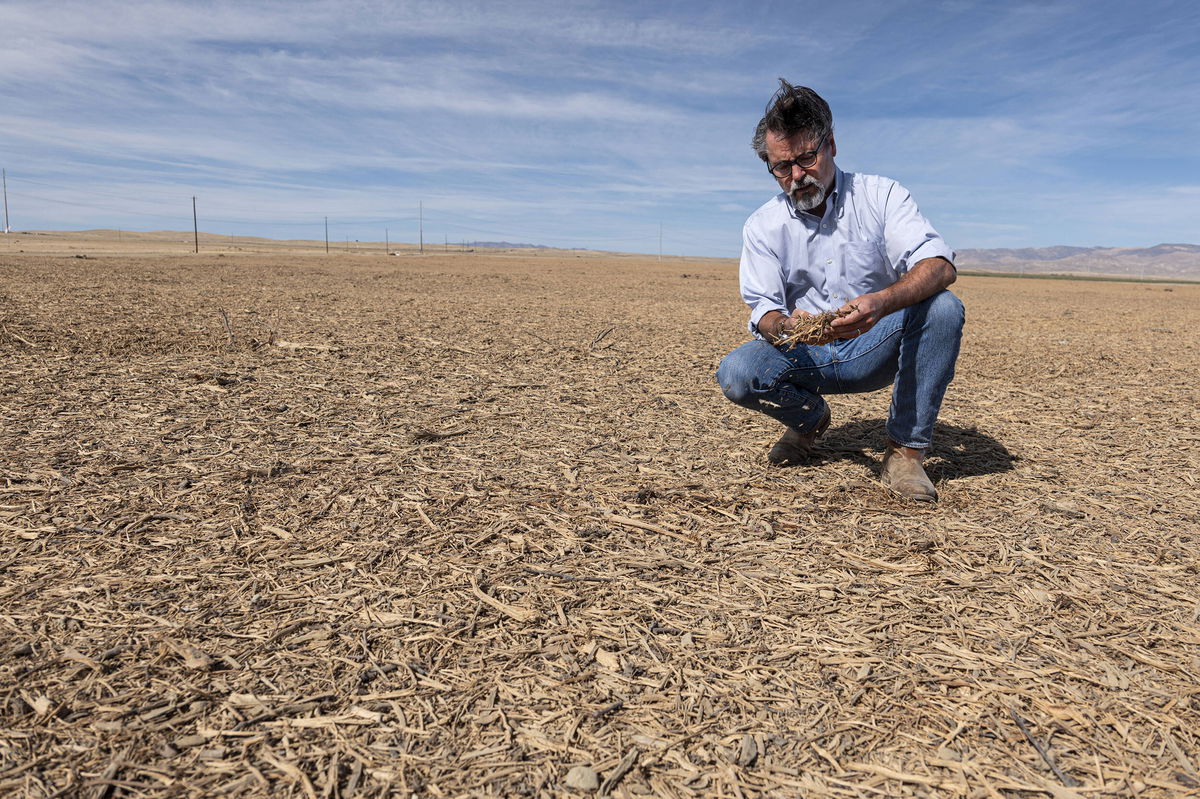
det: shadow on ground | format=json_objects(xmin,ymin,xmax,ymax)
[{"xmin": 811, "ymin": 420, "xmax": 1018, "ymax": 480}]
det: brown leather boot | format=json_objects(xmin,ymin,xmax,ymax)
[
  {"xmin": 767, "ymin": 407, "xmax": 831, "ymax": 466},
  {"xmin": 880, "ymin": 441, "xmax": 937, "ymax": 501}
]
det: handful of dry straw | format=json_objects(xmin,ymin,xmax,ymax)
[{"xmin": 775, "ymin": 305, "xmax": 857, "ymax": 350}]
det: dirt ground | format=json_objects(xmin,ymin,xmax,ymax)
[{"xmin": 2, "ymin": 232, "xmax": 1199, "ymax": 797}]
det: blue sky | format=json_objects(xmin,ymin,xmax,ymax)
[{"xmin": 1, "ymin": 0, "xmax": 1197, "ymax": 256}]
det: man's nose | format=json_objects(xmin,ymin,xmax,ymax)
[{"xmin": 790, "ymin": 163, "xmax": 808, "ymax": 180}]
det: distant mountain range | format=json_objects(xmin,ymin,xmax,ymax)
[
  {"xmin": 468, "ymin": 241, "xmax": 552, "ymax": 250},
  {"xmin": 955, "ymin": 243, "xmax": 1200, "ymax": 280}
]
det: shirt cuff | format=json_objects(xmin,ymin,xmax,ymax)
[{"xmin": 909, "ymin": 239, "xmax": 955, "ymax": 268}]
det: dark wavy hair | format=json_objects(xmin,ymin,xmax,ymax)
[{"xmin": 751, "ymin": 79, "xmax": 833, "ymax": 162}]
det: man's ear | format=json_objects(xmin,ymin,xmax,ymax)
[{"xmin": 828, "ymin": 133, "xmax": 837, "ymax": 158}]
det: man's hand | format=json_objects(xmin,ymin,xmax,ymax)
[
  {"xmin": 758, "ymin": 309, "xmax": 817, "ymax": 344},
  {"xmin": 758, "ymin": 310, "xmax": 793, "ymax": 343},
  {"xmin": 827, "ymin": 294, "xmax": 888, "ymax": 340}
]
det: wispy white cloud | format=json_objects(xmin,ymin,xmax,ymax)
[{"xmin": 1, "ymin": 0, "xmax": 1196, "ymax": 253}]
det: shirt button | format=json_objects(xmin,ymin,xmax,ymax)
[{"xmin": 826, "ymin": 259, "xmax": 833, "ymax": 264}]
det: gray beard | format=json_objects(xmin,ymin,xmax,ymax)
[{"xmin": 788, "ymin": 176, "xmax": 826, "ymax": 212}]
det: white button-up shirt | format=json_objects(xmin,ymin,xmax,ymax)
[{"xmin": 739, "ymin": 169, "xmax": 954, "ymax": 336}]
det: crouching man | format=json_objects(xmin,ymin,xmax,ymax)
[{"xmin": 717, "ymin": 79, "xmax": 964, "ymax": 501}]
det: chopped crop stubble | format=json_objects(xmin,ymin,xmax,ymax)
[{"xmin": 1, "ymin": 232, "xmax": 1198, "ymax": 798}]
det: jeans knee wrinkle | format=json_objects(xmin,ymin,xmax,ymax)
[
  {"xmin": 926, "ymin": 291, "xmax": 965, "ymax": 327},
  {"xmin": 830, "ymin": 325, "xmax": 903, "ymax": 364}
]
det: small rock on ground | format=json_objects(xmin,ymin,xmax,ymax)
[{"xmin": 564, "ymin": 765, "xmax": 600, "ymax": 791}]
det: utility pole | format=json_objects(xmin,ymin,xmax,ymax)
[
  {"xmin": 419, "ymin": 202, "xmax": 424, "ymax": 253},
  {"xmin": 385, "ymin": 228, "xmax": 389, "ymax": 254},
  {"xmin": 324, "ymin": 217, "xmax": 329, "ymax": 254},
  {"xmin": 2, "ymin": 169, "xmax": 10, "ymax": 234},
  {"xmin": 192, "ymin": 197, "xmax": 198, "ymax": 253},
  {"xmin": 658, "ymin": 222, "xmax": 663, "ymax": 261}
]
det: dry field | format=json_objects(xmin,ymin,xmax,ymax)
[{"xmin": 2, "ymin": 232, "xmax": 1199, "ymax": 798}]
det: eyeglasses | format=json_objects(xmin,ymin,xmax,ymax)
[{"xmin": 767, "ymin": 132, "xmax": 828, "ymax": 178}]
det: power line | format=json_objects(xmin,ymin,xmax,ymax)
[
  {"xmin": 1, "ymin": 175, "xmax": 739, "ymax": 256},
  {"xmin": 8, "ymin": 179, "xmax": 426, "ymax": 227},
  {"xmin": 8, "ymin": 174, "xmax": 189, "ymax": 206},
  {"xmin": 7, "ymin": 189, "xmax": 421, "ymax": 230},
  {"xmin": 6, "ymin": 189, "xmax": 184, "ymax": 218}
]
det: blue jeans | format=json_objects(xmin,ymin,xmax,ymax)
[{"xmin": 716, "ymin": 290, "xmax": 964, "ymax": 449}]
